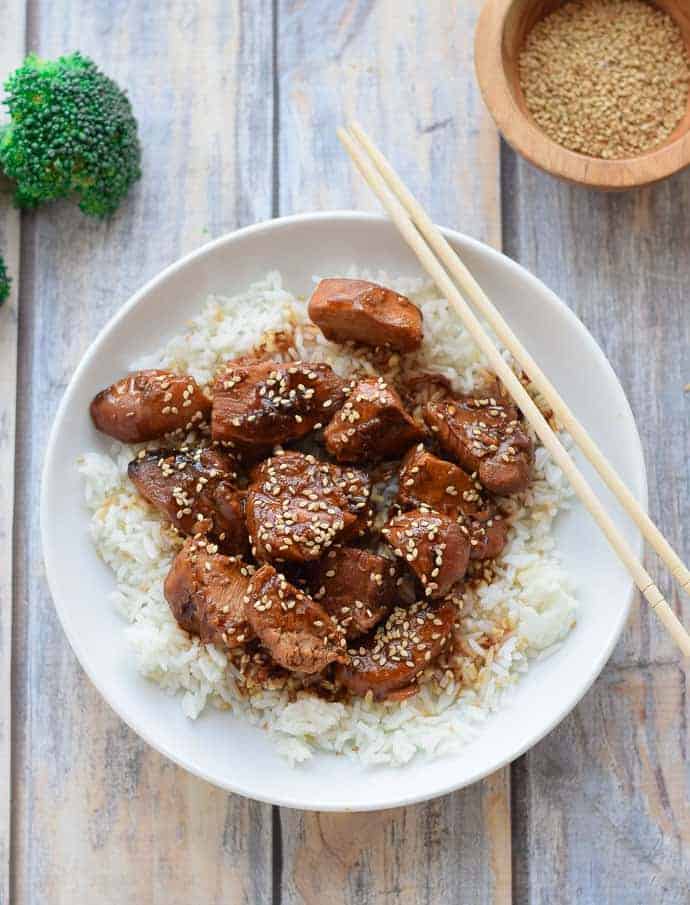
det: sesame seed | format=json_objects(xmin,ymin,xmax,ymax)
[{"xmin": 519, "ymin": 0, "xmax": 690, "ymax": 160}]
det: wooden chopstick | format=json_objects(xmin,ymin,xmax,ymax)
[
  {"xmin": 349, "ymin": 121, "xmax": 690, "ymax": 599},
  {"xmin": 338, "ymin": 124, "xmax": 690, "ymax": 658}
]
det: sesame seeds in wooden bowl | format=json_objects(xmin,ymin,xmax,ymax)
[{"xmin": 475, "ymin": 0, "xmax": 690, "ymax": 189}]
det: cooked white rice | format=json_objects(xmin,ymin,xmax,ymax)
[{"xmin": 78, "ymin": 271, "xmax": 577, "ymax": 766}]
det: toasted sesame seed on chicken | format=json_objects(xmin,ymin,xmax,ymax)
[
  {"xmin": 383, "ymin": 507, "xmax": 470, "ymax": 598},
  {"xmin": 424, "ymin": 378, "xmax": 533, "ymax": 495},
  {"xmin": 245, "ymin": 450, "xmax": 372, "ymax": 564},
  {"xmin": 164, "ymin": 536, "xmax": 255, "ymax": 648},
  {"xmin": 335, "ymin": 599, "xmax": 456, "ymax": 699},
  {"xmin": 397, "ymin": 444, "xmax": 507, "ymax": 561},
  {"xmin": 90, "ymin": 369, "xmax": 211, "ymax": 442},
  {"xmin": 128, "ymin": 444, "xmax": 249, "ymax": 555},
  {"xmin": 304, "ymin": 546, "xmax": 399, "ymax": 639},
  {"xmin": 324, "ymin": 376, "xmax": 424, "ymax": 463},
  {"xmin": 244, "ymin": 564, "xmax": 348, "ymax": 674},
  {"xmin": 211, "ymin": 358, "xmax": 345, "ymax": 448},
  {"xmin": 99, "ymin": 287, "xmax": 540, "ymax": 710}
]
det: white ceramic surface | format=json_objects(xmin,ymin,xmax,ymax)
[{"xmin": 42, "ymin": 212, "xmax": 645, "ymax": 812}]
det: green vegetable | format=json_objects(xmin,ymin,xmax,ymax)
[
  {"xmin": 0, "ymin": 52, "xmax": 141, "ymax": 217},
  {"xmin": 0, "ymin": 256, "xmax": 10, "ymax": 305}
]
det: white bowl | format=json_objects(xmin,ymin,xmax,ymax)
[{"xmin": 42, "ymin": 211, "xmax": 645, "ymax": 811}]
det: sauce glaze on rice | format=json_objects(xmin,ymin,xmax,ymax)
[{"xmin": 78, "ymin": 271, "xmax": 577, "ymax": 765}]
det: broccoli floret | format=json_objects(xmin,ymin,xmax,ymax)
[
  {"xmin": 0, "ymin": 256, "xmax": 10, "ymax": 305},
  {"xmin": 0, "ymin": 52, "xmax": 141, "ymax": 217}
]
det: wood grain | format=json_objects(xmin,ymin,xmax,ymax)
[
  {"xmin": 503, "ymin": 153, "xmax": 690, "ymax": 902},
  {"xmin": 11, "ymin": 2, "xmax": 275, "ymax": 902},
  {"xmin": 0, "ymin": 3, "xmax": 25, "ymax": 901},
  {"xmin": 6, "ymin": 1, "xmax": 690, "ymax": 902},
  {"xmin": 280, "ymin": 773, "xmax": 511, "ymax": 905},
  {"xmin": 277, "ymin": 0, "xmax": 500, "ymax": 247},
  {"xmin": 276, "ymin": 2, "xmax": 509, "ymax": 902},
  {"xmin": 513, "ymin": 665, "xmax": 690, "ymax": 903}
]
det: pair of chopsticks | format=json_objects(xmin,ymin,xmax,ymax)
[{"xmin": 338, "ymin": 122, "xmax": 690, "ymax": 658}]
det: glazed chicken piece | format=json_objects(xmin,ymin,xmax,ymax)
[
  {"xmin": 244, "ymin": 564, "xmax": 348, "ymax": 674},
  {"xmin": 309, "ymin": 278, "xmax": 423, "ymax": 352},
  {"xmin": 305, "ymin": 546, "xmax": 399, "ymax": 639},
  {"xmin": 164, "ymin": 536, "xmax": 255, "ymax": 648},
  {"xmin": 324, "ymin": 376, "xmax": 425, "ymax": 463},
  {"xmin": 335, "ymin": 600, "xmax": 455, "ymax": 700},
  {"xmin": 383, "ymin": 508, "xmax": 470, "ymax": 598},
  {"xmin": 211, "ymin": 358, "xmax": 345, "ymax": 448},
  {"xmin": 245, "ymin": 451, "xmax": 372, "ymax": 564},
  {"xmin": 398, "ymin": 444, "xmax": 507, "ymax": 560},
  {"xmin": 90, "ymin": 369, "xmax": 211, "ymax": 443},
  {"xmin": 128, "ymin": 445, "xmax": 249, "ymax": 555},
  {"xmin": 423, "ymin": 380, "xmax": 533, "ymax": 495}
]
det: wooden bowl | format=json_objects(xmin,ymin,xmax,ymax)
[{"xmin": 475, "ymin": 0, "xmax": 690, "ymax": 189}]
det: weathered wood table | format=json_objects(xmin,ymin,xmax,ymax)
[{"xmin": 1, "ymin": 2, "xmax": 688, "ymax": 902}]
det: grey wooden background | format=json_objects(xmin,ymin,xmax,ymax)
[{"xmin": 1, "ymin": 1, "xmax": 688, "ymax": 903}]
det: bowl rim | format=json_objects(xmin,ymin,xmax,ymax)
[
  {"xmin": 41, "ymin": 210, "xmax": 646, "ymax": 810},
  {"xmin": 474, "ymin": 0, "xmax": 690, "ymax": 190}
]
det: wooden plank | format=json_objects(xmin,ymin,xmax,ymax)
[
  {"xmin": 0, "ymin": 3, "xmax": 26, "ymax": 901},
  {"xmin": 278, "ymin": 0, "xmax": 500, "ymax": 248},
  {"xmin": 11, "ymin": 2, "xmax": 275, "ymax": 902},
  {"xmin": 513, "ymin": 665, "xmax": 690, "ymax": 903},
  {"xmin": 276, "ymin": 2, "xmax": 510, "ymax": 902},
  {"xmin": 280, "ymin": 774, "xmax": 511, "ymax": 905},
  {"xmin": 503, "ymin": 155, "xmax": 690, "ymax": 901}
]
